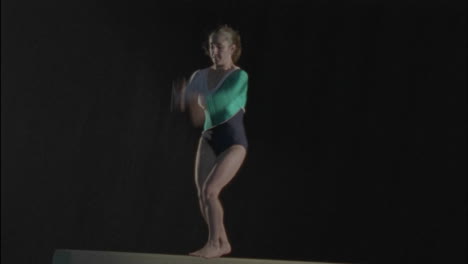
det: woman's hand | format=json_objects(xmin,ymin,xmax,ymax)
[
  {"xmin": 188, "ymin": 94, "xmax": 205, "ymax": 127},
  {"xmin": 171, "ymin": 77, "xmax": 187, "ymax": 112}
]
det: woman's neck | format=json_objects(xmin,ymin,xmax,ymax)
[{"xmin": 212, "ymin": 63, "xmax": 235, "ymax": 71}]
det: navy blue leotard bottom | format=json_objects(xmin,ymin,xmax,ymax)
[{"xmin": 202, "ymin": 110, "xmax": 248, "ymax": 156}]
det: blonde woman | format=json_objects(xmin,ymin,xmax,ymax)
[{"xmin": 173, "ymin": 25, "xmax": 249, "ymax": 258}]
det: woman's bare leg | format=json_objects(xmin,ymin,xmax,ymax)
[
  {"xmin": 194, "ymin": 136, "xmax": 215, "ymax": 223},
  {"xmin": 190, "ymin": 145, "xmax": 247, "ymax": 258}
]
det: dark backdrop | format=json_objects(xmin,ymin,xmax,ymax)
[{"xmin": 2, "ymin": 0, "xmax": 466, "ymax": 264}]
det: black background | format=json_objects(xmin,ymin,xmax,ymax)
[{"xmin": 2, "ymin": 0, "xmax": 466, "ymax": 263}]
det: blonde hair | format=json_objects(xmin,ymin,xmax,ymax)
[{"xmin": 203, "ymin": 25, "xmax": 242, "ymax": 63}]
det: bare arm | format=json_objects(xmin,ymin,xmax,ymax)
[
  {"xmin": 187, "ymin": 93, "xmax": 205, "ymax": 127},
  {"xmin": 171, "ymin": 78, "xmax": 187, "ymax": 112},
  {"xmin": 172, "ymin": 76, "xmax": 205, "ymax": 127}
]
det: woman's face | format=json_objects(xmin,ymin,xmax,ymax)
[{"xmin": 209, "ymin": 33, "xmax": 235, "ymax": 67}]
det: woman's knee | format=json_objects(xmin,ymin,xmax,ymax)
[
  {"xmin": 197, "ymin": 191, "xmax": 206, "ymax": 203},
  {"xmin": 203, "ymin": 184, "xmax": 220, "ymax": 201}
]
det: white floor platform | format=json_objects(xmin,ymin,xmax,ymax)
[{"xmin": 53, "ymin": 249, "xmax": 350, "ymax": 264}]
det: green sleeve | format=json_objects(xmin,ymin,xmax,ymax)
[{"xmin": 205, "ymin": 70, "xmax": 248, "ymax": 129}]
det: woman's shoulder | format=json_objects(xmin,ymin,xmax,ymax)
[
  {"xmin": 191, "ymin": 67, "xmax": 211, "ymax": 79},
  {"xmin": 230, "ymin": 67, "xmax": 248, "ymax": 80},
  {"xmin": 218, "ymin": 68, "xmax": 248, "ymax": 91},
  {"xmin": 197, "ymin": 67, "xmax": 212, "ymax": 75},
  {"xmin": 189, "ymin": 68, "xmax": 206, "ymax": 82}
]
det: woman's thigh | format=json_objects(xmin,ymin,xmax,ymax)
[
  {"xmin": 195, "ymin": 136, "xmax": 216, "ymax": 193},
  {"xmin": 203, "ymin": 145, "xmax": 247, "ymax": 194}
]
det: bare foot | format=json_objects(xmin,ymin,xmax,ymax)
[
  {"xmin": 189, "ymin": 240, "xmax": 231, "ymax": 259},
  {"xmin": 221, "ymin": 239, "xmax": 231, "ymax": 255}
]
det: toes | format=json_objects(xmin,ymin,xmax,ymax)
[
  {"xmin": 190, "ymin": 246, "xmax": 230, "ymax": 259},
  {"xmin": 204, "ymin": 250, "xmax": 224, "ymax": 259},
  {"xmin": 202, "ymin": 253, "xmax": 219, "ymax": 259}
]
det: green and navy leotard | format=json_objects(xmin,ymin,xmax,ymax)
[{"xmin": 186, "ymin": 67, "xmax": 248, "ymax": 155}]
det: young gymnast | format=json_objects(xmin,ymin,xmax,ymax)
[{"xmin": 173, "ymin": 25, "xmax": 249, "ymax": 259}]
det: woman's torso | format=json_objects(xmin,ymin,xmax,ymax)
[{"xmin": 196, "ymin": 66, "xmax": 248, "ymax": 154}]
